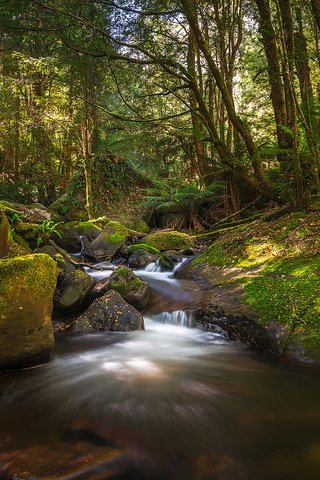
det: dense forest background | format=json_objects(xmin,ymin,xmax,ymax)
[{"xmin": 0, "ymin": 0, "xmax": 319, "ymax": 223}]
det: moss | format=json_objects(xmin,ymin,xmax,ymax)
[
  {"xmin": 64, "ymin": 221, "xmax": 102, "ymax": 236},
  {"xmin": 128, "ymin": 243, "xmax": 160, "ymax": 255},
  {"xmin": 14, "ymin": 223, "xmax": 49, "ymax": 250},
  {"xmin": 192, "ymin": 242, "xmax": 235, "ymax": 268},
  {"xmin": 141, "ymin": 231, "xmax": 194, "ymax": 251},
  {"xmin": 13, "ymin": 234, "xmax": 32, "ymax": 251},
  {"xmin": 0, "ymin": 254, "xmax": 57, "ymax": 312},
  {"xmin": 127, "ymin": 219, "xmax": 150, "ymax": 234},
  {"xmin": 0, "ymin": 208, "xmax": 10, "ymax": 258},
  {"xmin": 185, "ymin": 210, "xmax": 320, "ymax": 357},
  {"xmin": 8, "ymin": 240, "xmax": 31, "ymax": 257},
  {"xmin": 116, "ymin": 266, "xmax": 130, "ymax": 276}
]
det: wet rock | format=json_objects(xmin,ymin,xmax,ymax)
[
  {"xmin": 83, "ymin": 221, "xmax": 138, "ymax": 262},
  {"xmin": 54, "ymin": 270, "xmax": 95, "ymax": 313},
  {"xmin": 86, "ymin": 266, "xmax": 149, "ymax": 311},
  {"xmin": 72, "ymin": 290, "xmax": 144, "ymax": 332},
  {"xmin": 52, "ymin": 221, "xmax": 102, "ymax": 253},
  {"xmin": 128, "ymin": 249, "xmax": 159, "ymax": 269},
  {"xmin": 159, "ymin": 254, "xmax": 177, "ymax": 272},
  {"xmin": 195, "ymin": 309, "xmax": 278, "ymax": 353},
  {"xmin": 0, "ymin": 254, "xmax": 56, "ymax": 370}
]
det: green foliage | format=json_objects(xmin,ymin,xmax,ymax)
[
  {"xmin": 144, "ymin": 180, "xmax": 222, "ymax": 229},
  {"xmin": 8, "ymin": 212, "xmax": 22, "ymax": 225}
]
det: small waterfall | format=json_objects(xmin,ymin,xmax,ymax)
[
  {"xmin": 145, "ymin": 261, "xmax": 162, "ymax": 272},
  {"xmin": 150, "ymin": 310, "xmax": 194, "ymax": 327},
  {"xmin": 79, "ymin": 235, "xmax": 86, "ymax": 254}
]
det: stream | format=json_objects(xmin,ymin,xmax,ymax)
[{"xmin": 0, "ymin": 262, "xmax": 320, "ymax": 479}]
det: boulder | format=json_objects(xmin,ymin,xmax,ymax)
[
  {"xmin": 128, "ymin": 249, "xmax": 159, "ymax": 269},
  {"xmin": 72, "ymin": 290, "xmax": 144, "ymax": 333},
  {"xmin": 35, "ymin": 244, "xmax": 76, "ymax": 272},
  {"xmin": 83, "ymin": 221, "xmax": 138, "ymax": 262},
  {"xmin": 86, "ymin": 266, "xmax": 149, "ymax": 311},
  {"xmin": 0, "ymin": 254, "xmax": 57, "ymax": 370},
  {"xmin": 14, "ymin": 222, "xmax": 50, "ymax": 250},
  {"xmin": 139, "ymin": 231, "xmax": 194, "ymax": 252},
  {"xmin": 159, "ymin": 254, "xmax": 177, "ymax": 272},
  {"xmin": 128, "ymin": 243, "xmax": 160, "ymax": 255},
  {"xmin": 52, "ymin": 221, "xmax": 102, "ymax": 253},
  {"xmin": 54, "ymin": 270, "xmax": 95, "ymax": 313},
  {"xmin": 0, "ymin": 209, "xmax": 10, "ymax": 258},
  {"xmin": 0, "ymin": 200, "xmax": 55, "ymax": 223}
]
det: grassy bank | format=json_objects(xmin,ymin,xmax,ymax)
[{"xmin": 190, "ymin": 210, "xmax": 320, "ymax": 360}]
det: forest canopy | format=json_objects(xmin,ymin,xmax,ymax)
[{"xmin": 0, "ymin": 0, "xmax": 319, "ymax": 220}]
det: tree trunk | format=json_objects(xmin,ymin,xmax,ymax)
[
  {"xmin": 294, "ymin": 11, "xmax": 320, "ymax": 191},
  {"xmin": 311, "ymin": 0, "xmax": 320, "ymax": 32}
]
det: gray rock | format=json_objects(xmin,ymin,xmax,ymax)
[
  {"xmin": 83, "ymin": 221, "xmax": 132, "ymax": 262},
  {"xmin": 72, "ymin": 290, "xmax": 144, "ymax": 332},
  {"xmin": 85, "ymin": 266, "xmax": 149, "ymax": 311},
  {"xmin": 127, "ymin": 249, "xmax": 159, "ymax": 269},
  {"xmin": 54, "ymin": 270, "xmax": 95, "ymax": 313}
]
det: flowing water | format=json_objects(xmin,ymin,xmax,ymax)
[{"xmin": 1, "ymin": 262, "xmax": 320, "ymax": 479}]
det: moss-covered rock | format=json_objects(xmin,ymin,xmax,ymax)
[
  {"xmin": 128, "ymin": 243, "xmax": 160, "ymax": 255},
  {"xmin": 0, "ymin": 208, "xmax": 10, "ymax": 258},
  {"xmin": 126, "ymin": 219, "xmax": 150, "ymax": 234},
  {"xmin": 127, "ymin": 249, "xmax": 159, "ymax": 269},
  {"xmin": 52, "ymin": 221, "xmax": 102, "ymax": 253},
  {"xmin": 83, "ymin": 221, "xmax": 139, "ymax": 262},
  {"xmin": 86, "ymin": 266, "xmax": 149, "ymax": 311},
  {"xmin": 35, "ymin": 244, "xmax": 75, "ymax": 272},
  {"xmin": 54, "ymin": 270, "xmax": 95, "ymax": 313},
  {"xmin": 72, "ymin": 290, "xmax": 144, "ymax": 333},
  {"xmin": 0, "ymin": 200, "xmax": 55, "ymax": 223},
  {"xmin": 13, "ymin": 222, "xmax": 50, "ymax": 250},
  {"xmin": 140, "ymin": 231, "xmax": 195, "ymax": 252},
  {"xmin": 0, "ymin": 254, "xmax": 57, "ymax": 370}
]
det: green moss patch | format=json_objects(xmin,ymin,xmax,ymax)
[
  {"xmin": 128, "ymin": 243, "xmax": 160, "ymax": 255},
  {"xmin": 0, "ymin": 254, "xmax": 57, "ymax": 312},
  {"xmin": 140, "ymin": 231, "xmax": 194, "ymax": 251},
  {"xmin": 185, "ymin": 210, "xmax": 320, "ymax": 357},
  {"xmin": 64, "ymin": 221, "xmax": 102, "ymax": 236}
]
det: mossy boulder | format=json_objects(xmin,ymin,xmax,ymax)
[
  {"xmin": 140, "ymin": 231, "xmax": 195, "ymax": 252},
  {"xmin": 159, "ymin": 254, "xmax": 177, "ymax": 271},
  {"xmin": 52, "ymin": 221, "xmax": 102, "ymax": 253},
  {"xmin": 83, "ymin": 221, "xmax": 139, "ymax": 262},
  {"xmin": 72, "ymin": 290, "xmax": 144, "ymax": 333},
  {"xmin": 86, "ymin": 266, "xmax": 149, "ymax": 311},
  {"xmin": 54, "ymin": 270, "xmax": 95, "ymax": 313},
  {"xmin": 128, "ymin": 249, "xmax": 159, "ymax": 269},
  {"xmin": 35, "ymin": 244, "xmax": 75, "ymax": 272},
  {"xmin": 128, "ymin": 243, "xmax": 160, "ymax": 255},
  {"xmin": 126, "ymin": 219, "xmax": 150, "ymax": 234},
  {"xmin": 0, "ymin": 208, "xmax": 10, "ymax": 258},
  {"xmin": 0, "ymin": 254, "xmax": 57, "ymax": 370},
  {"xmin": 14, "ymin": 222, "xmax": 50, "ymax": 250},
  {"xmin": 0, "ymin": 200, "xmax": 55, "ymax": 223}
]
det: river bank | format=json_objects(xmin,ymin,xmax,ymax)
[{"xmin": 176, "ymin": 209, "xmax": 320, "ymax": 364}]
